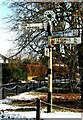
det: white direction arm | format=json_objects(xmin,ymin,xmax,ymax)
[
  {"xmin": 50, "ymin": 37, "xmax": 81, "ymax": 44},
  {"xmin": 19, "ymin": 23, "xmax": 44, "ymax": 30},
  {"xmin": 26, "ymin": 23, "xmax": 43, "ymax": 29}
]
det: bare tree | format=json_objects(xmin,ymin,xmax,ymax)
[
  {"xmin": 3, "ymin": 1, "xmax": 82, "ymax": 58},
  {"xmin": 2, "ymin": 1, "xmax": 83, "ymax": 95}
]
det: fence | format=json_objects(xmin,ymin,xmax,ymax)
[
  {"xmin": 0, "ymin": 79, "xmax": 82, "ymax": 100},
  {"xmin": 0, "ymin": 79, "xmax": 82, "ymax": 119},
  {"xmin": 0, "ymin": 96, "xmax": 82, "ymax": 120},
  {"xmin": 0, "ymin": 80, "xmax": 47, "ymax": 99},
  {"xmin": 36, "ymin": 98, "xmax": 83, "ymax": 120}
]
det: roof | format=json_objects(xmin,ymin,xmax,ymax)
[{"xmin": 0, "ymin": 54, "xmax": 8, "ymax": 59}]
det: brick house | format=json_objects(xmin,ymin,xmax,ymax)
[{"xmin": 25, "ymin": 63, "xmax": 47, "ymax": 80}]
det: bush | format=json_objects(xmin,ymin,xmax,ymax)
[{"xmin": 32, "ymin": 76, "xmax": 45, "ymax": 81}]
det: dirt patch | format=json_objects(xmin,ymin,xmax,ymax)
[
  {"xmin": 25, "ymin": 92, "xmax": 81, "ymax": 101},
  {"xmin": 9, "ymin": 92, "xmax": 82, "ymax": 112}
]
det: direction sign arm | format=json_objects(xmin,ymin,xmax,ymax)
[{"xmin": 19, "ymin": 23, "xmax": 44, "ymax": 30}]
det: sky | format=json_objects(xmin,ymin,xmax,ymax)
[{"xmin": 0, "ymin": 0, "xmax": 13, "ymax": 56}]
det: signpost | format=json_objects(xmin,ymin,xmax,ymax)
[
  {"xmin": 19, "ymin": 10, "xmax": 81, "ymax": 113},
  {"xmin": 19, "ymin": 10, "xmax": 55, "ymax": 112}
]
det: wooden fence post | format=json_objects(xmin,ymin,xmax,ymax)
[
  {"xmin": 2, "ymin": 87, "xmax": 5, "ymax": 99},
  {"xmin": 33, "ymin": 82, "xmax": 35, "ymax": 90},
  {"xmin": 39, "ymin": 80, "xmax": 41, "ymax": 88},
  {"xmin": 36, "ymin": 98, "xmax": 41, "ymax": 120},
  {"xmin": 44, "ymin": 80, "xmax": 46, "ymax": 86},
  {"xmin": 26, "ymin": 84, "xmax": 28, "ymax": 92},
  {"xmin": 16, "ymin": 85, "xmax": 18, "ymax": 95}
]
